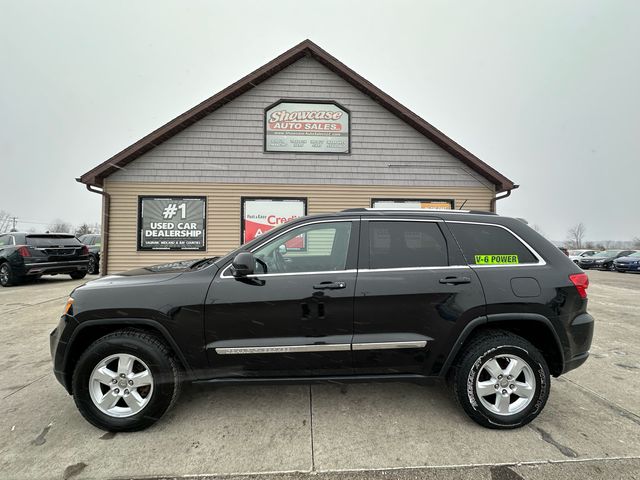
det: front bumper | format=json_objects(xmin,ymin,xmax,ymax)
[
  {"xmin": 615, "ymin": 263, "xmax": 640, "ymax": 272},
  {"xmin": 50, "ymin": 314, "xmax": 75, "ymax": 392}
]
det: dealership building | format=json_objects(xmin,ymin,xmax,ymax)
[{"xmin": 79, "ymin": 40, "xmax": 516, "ymax": 274}]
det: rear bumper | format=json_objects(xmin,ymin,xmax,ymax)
[
  {"xmin": 22, "ymin": 260, "xmax": 88, "ymax": 276},
  {"xmin": 562, "ymin": 312, "xmax": 594, "ymax": 374}
]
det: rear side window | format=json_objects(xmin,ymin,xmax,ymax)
[
  {"xmin": 448, "ymin": 223, "xmax": 538, "ymax": 265},
  {"xmin": 26, "ymin": 235, "xmax": 80, "ymax": 247},
  {"xmin": 0, "ymin": 235, "xmax": 11, "ymax": 246},
  {"xmin": 369, "ymin": 221, "xmax": 448, "ymax": 269}
]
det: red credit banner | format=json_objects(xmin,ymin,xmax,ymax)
[{"xmin": 242, "ymin": 199, "xmax": 306, "ymax": 247}]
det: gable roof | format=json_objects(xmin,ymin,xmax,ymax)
[{"xmin": 79, "ymin": 39, "xmax": 515, "ymax": 192}]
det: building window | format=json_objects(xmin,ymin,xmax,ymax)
[
  {"xmin": 137, "ymin": 196, "xmax": 206, "ymax": 251},
  {"xmin": 371, "ymin": 198, "xmax": 455, "ymax": 210},
  {"xmin": 241, "ymin": 198, "xmax": 307, "ymax": 245}
]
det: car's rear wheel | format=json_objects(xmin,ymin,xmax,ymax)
[
  {"xmin": 452, "ymin": 330, "xmax": 550, "ymax": 429},
  {"xmin": 608, "ymin": 263, "xmax": 616, "ymax": 271},
  {"xmin": 87, "ymin": 255, "xmax": 99, "ymax": 275},
  {"xmin": 72, "ymin": 330, "xmax": 181, "ymax": 431},
  {"xmin": 70, "ymin": 271, "xmax": 87, "ymax": 280},
  {"xmin": 0, "ymin": 263, "xmax": 18, "ymax": 287}
]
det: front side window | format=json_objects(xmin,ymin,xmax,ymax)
[
  {"xmin": 448, "ymin": 223, "xmax": 538, "ymax": 265},
  {"xmin": 253, "ymin": 222, "xmax": 352, "ymax": 274},
  {"xmin": 369, "ymin": 221, "xmax": 448, "ymax": 269}
]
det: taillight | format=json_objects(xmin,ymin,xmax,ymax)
[
  {"xmin": 81, "ymin": 245, "xmax": 89, "ymax": 256},
  {"xmin": 17, "ymin": 246, "xmax": 31, "ymax": 257},
  {"xmin": 569, "ymin": 273, "xmax": 589, "ymax": 299}
]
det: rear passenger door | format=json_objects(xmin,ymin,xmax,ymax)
[{"xmin": 352, "ymin": 218, "xmax": 486, "ymax": 375}]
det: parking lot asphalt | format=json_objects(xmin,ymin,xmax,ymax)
[{"xmin": 0, "ymin": 271, "xmax": 639, "ymax": 480}]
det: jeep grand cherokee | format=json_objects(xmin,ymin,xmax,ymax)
[{"xmin": 50, "ymin": 209, "xmax": 593, "ymax": 431}]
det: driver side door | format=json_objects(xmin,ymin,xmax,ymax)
[{"xmin": 204, "ymin": 218, "xmax": 360, "ymax": 378}]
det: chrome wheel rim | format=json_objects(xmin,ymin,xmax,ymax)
[
  {"xmin": 475, "ymin": 354, "xmax": 536, "ymax": 416},
  {"xmin": 89, "ymin": 353, "xmax": 154, "ymax": 418},
  {"xmin": 0, "ymin": 265, "xmax": 8, "ymax": 285},
  {"xmin": 88, "ymin": 256, "xmax": 96, "ymax": 273}
]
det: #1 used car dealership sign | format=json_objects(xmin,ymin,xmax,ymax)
[
  {"xmin": 138, "ymin": 197, "xmax": 206, "ymax": 250},
  {"xmin": 265, "ymin": 101, "xmax": 350, "ymax": 153}
]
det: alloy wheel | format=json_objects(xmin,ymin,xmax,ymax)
[
  {"xmin": 0, "ymin": 265, "xmax": 9, "ymax": 286},
  {"xmin": 89, "ymin": 353, "xmax": 154, "ymax": 418},
  {"xmin": 88, "ymin": 256, "xmax": 96, "ymax": 274},
  {"xmin": 475, "ymin": 354, "xmax": 536, "ymax": 416}
]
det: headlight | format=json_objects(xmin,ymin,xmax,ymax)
[
  {"xmin": 595, "ymin": 260, "xmax": 604, "ymax": 263},
  {"xmin": 63, "ymin": 297, "xmax": 74, "ymax": 315}
]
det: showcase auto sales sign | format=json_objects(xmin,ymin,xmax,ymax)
[{"xmin": 265, "ymin": 102, "xmax": 349, "ymax": 153}]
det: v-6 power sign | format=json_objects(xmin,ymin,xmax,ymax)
[
  {"xmin": 265, "ymin": 101, "xmax": 349, "ymax": 153},
  {"xmin": 138, "ymin": 197, "xmax": 206, "ymax": 250}
]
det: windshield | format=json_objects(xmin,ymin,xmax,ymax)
[
  {"xmin": 593, "ymin": 250, "xmax": 622, "ymax": 258},
  {"xmin": 626, "ymin": 251, "xmax": 640, "ymax": 258}
]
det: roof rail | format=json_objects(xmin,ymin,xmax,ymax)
[{"xmin": 341, "ymin": 208, "xmax": 496, "ymax": 215}]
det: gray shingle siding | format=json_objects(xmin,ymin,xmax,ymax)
[{"xmin": 109, "ymin": 57, "xmax": 492, "ymax": 189}]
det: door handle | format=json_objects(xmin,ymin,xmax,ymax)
[
  {"xmin": 439, "ymin": 276, "xmax": 471, "ymax": 285},
  {"xmin": 313, "ymin": 281, "xmax": 346, "ymax": 290}
]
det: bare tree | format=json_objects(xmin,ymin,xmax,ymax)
[
  {"xmin": 566, "ymin": 223, "xmax": 586, "ymax": 249},
  {"xmin": 0, "ymin": 210, "xmax": 13, "ymax": 233},
  {"xmin": 75, "ymin": 223, "xmax": 93, "ymax": 236},
  {"xmin": 633, "ymin": 237, "xmax": 640, "ymax": 249},
  {"xmin": 47, "ymin": 219, "xmax": 73, "ymax": 233}
]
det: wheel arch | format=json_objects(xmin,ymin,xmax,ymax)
[
  {"xmin": 440, "ymin": 313, "xmax": 565, "ymax": 378},
  {"xmin": 62, "ymin": 318, "xmax": 191, "ymax": 394}
]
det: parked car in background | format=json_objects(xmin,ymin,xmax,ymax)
[
  {"xmin": 0, "ymin": 233, "xmax": 89, "ymax": 287},
  {"xmin": 578, "ymin": 249, "xmax": 637, "ymax": 271},
  {"xmin": 78, "ymin": 234, "xmax": 101, "ymax": 275},
  {"xmin": 613, "ymin": 251, "xmax": 640, "ymax": 273},
  {"xmin": 568, "ymin": 249, "xmax": 598, "ymax": 264},
  {"xmin": 558, "ymin": 247, "xmax": 569, "ymax": 256}
]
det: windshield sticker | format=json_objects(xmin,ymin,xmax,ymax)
[{"xmin": 475, "ymin": 254, "xmax": 519, "ymax": 265}]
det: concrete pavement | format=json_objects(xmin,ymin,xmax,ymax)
[{"xmin": 0, "ymin": 271, "xmax": 638, "ymax": 479}]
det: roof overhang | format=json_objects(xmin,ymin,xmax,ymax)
[{"xmin": 79, "ymin": 39, "xmax": 516, "ymax": 193}]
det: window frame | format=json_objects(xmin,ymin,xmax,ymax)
[
  {"xmin": 221, "ymin": 218, "xmax": 360, "ymax": 278},
  {"xmin": 445, "ymin": 220, "xmax": 546, "ymax": 267}
]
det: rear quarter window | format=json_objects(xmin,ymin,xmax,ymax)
[{"xmin": 447, "ymin": 223, "xmax": 538, "ymax": 265}]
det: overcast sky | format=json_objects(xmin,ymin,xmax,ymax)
[{"xmin": 1, "ymin": 0, "xmax": 638, "ymax": 241}]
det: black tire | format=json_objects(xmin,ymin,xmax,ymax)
[
  {"xmin": 70, "ymin": 271, "xmax": 87, "ymax": 280},
  {"xmin": 87, "ymin": 254, "xmax": 99, "ymax": 275},
  {"xmin": 72, "ymin": 330, "xmax": 181, "ymax": 431},
  {"xmin": 608, "ymin": 263, "xmax": 616, "ymax": 272},
  {"xmin": 0, "ymin": 262, "xmax": 18, "ymax": 287},
  {"xmin": 452, "ymin": 330, "xmax": 550, "ymax": 429}
]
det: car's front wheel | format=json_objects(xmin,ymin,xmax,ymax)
[
  {"xmin": 452, "ymin": 330, "xmax": 550, "ymax": 429},
  {"xmin": 72, "ymin": 330, "xmax": 181, "ymax": 431}
]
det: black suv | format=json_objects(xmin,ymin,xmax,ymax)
[
  {"xmin": 0, "ymin": 233, "xmax": 89, "ymax": 287},
  {"xmin": 50, "ymin": 210, "xmax": 593, "ymax": 431}
]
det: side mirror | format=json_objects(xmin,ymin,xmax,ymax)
[
  {"xmin": 230, "ymin": 252, "xmax": 255, "ymax": 277},
  {"xmin": 278, "ymin": 244, "xmax": 287, "ymax": 255}
]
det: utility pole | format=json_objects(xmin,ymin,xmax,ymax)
[{"xmin": 10, "ymin": 217, "xmax": 17, "ymax": 232}]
